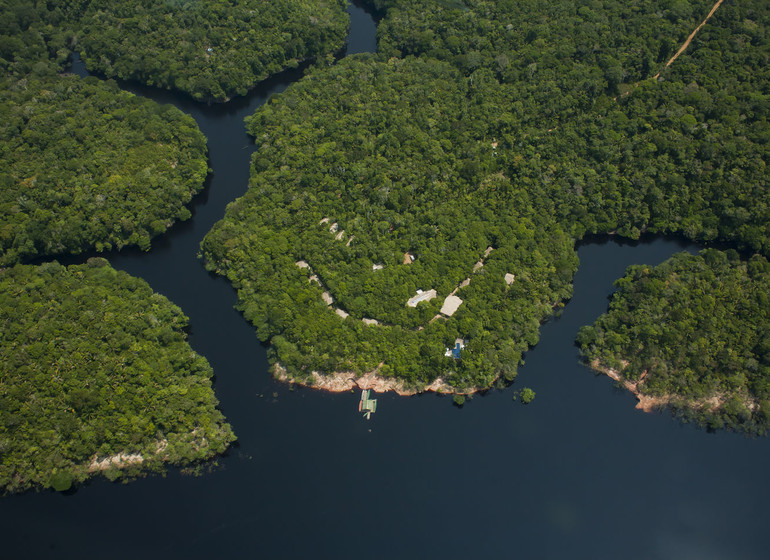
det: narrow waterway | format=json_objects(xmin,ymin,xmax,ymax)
[{"xmin": 2, "ymin": 3, "xmax": 769, "ymax": 559}]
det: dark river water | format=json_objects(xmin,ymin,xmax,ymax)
[{"xmin": 3, "ymin": 3, "xmax": 770, "ymax": 559}]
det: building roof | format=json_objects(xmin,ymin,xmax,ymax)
[
  {"xmin": 407, "ymin": 289, "xmax": 437, "ymax": 307},
  {"xmin": 440, "ymin": 295, "xmax": 463, "ymax": 316},
  {"xmin": 445, "ymin": 339, "xmax": 466, "ymax": 359}
]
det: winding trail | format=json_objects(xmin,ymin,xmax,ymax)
[{"xmin": 652, "ymin": 0, "xmax": 725, "ymax": 79}]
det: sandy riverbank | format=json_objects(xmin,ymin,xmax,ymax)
[
  {"xmin": 87, "ymin": 452, "xmax": 145, "ymax": 473},
  {"xmin": 589, "ymin": 358, "xmax": 759, "ymax": 414},
  {"xmin": 590, "ymin": 358, "xmax": 671, "ymax": 412},
  {"xmin": 273, "ymin": 363, "xmax": 469, "ymax": 396}
]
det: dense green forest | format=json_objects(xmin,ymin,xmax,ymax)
[
  {"xmin": 203, "ymin": 0, "xmax": 770, "ymax": 397},
  {"xmin": 72, "ymin": 0, "xmax": 350, "ymax": 101},
  {"xmin": 0, "ymin": 74, "xmax": 208, "ymax": 265},
  {"xmin": 0, "ymin": 0, "xmax": 73, "ymax": 78},
  {"xmin": 0, "ymin": 0, "xmax": 350, "ymax": 101},
  {"xmin": 0, "ymin": 260, "xmax": 236, "ymax": 493},
  {"xmin": 376, "ymin": 0, "xmax": 707, "ymax": 99},
  {"xmin": 577, "ymin": 250, "xmax": 770, "ymax": 434},
  {"xmin": 368, "ymin": 0, "xmax": 770, "ymax": 250},
  {"xmin": 1, "ymin": 1, "xmax": 213, "ymax": 265}
]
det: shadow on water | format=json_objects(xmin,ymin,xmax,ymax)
[{"xmin": 4, "ymin": 3, "xmax": 770, "ymax": 560}]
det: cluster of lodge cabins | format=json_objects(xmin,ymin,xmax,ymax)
[
  {"xmin": 301, "ymin": 227, "xmax": 519, "ymax": 360},
  {"xmin": 406, "ymin": 292, "xmax": 466, "ymax": 357},
  {"xmin": 307, "ymin": 222, "xmax": 526, "ymax": 418}
]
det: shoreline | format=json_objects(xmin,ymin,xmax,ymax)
[
  {"xmin": 589, "ymin": 358, "xmax": 758, "ymax": 414},
  {"xmin": 590, "ymin": 359, "xmax": 670, "ymax": 412},
  {"xmin": 273, "ymin": 363, "xmax": 478, "ymax": 396}
]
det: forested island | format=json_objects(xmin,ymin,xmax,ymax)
[
  {"xmin": 0, "ymin": 260, "xmax": 236, "ymax": 493},
  {"xmin": 577, "ymin": 250, "xmax": 770, "ymax": 434},
  {"xmin": 202, "ymin": 0, "xmax": 770, "ymax": 411}
]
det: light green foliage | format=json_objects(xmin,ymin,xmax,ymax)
[
  {"xmin": 520, "ymin": 388, "xmax": 535, "ymax": 404},
  {"xmin": 0, "ymin": 259, "xmax": 235, "ymax": 494},
  {"xmin": 578, "ymin": 250, "xmax": 770, "ymax": 434},
  {"xmin": 0, "ymin": 74, "xmax": 208, "ymax": 265},
  {"xmin": 69, "ymin": 0, "xmax": 350, "ymax": 101}
]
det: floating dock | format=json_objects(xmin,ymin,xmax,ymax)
[{"xmin": 358, "ymin": 389, "xmax": 378, "ymax": 420}]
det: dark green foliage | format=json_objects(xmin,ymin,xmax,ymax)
[
  {"xmin": 0, "ymin": 259, "xmax": 235, "ymax": 494},
  {"xmin": 0, "ymin": 0, "xmax": 349, "ymax": 101},
  {"xmin": 202, "ymin": 1, "xmax": 770, "ymax": 396},
  {"xmin": 376, "ymin": 0, "xmax": 707, "ymax": 107},
  {"xmin": 68, "ymin": 0, "xmax": 349, "ymax": 101},
  {"xmin": 578, "ymin": 250, "xmax": 770, "ymax": 434},
  {"xmin": 49, "ymin": 470, "xmax": 74, "ymax": 492},
  {"xmin": 367, "ymin": 1, "xmax": 770, "ymax": 251},
  {"xmin": 202, "ymin": 0, "xmax": 770, "ymax": 398},
  {"xmin": 539, "ymin": 0, "xmax": 770, "ymax": 251},
  {"xmin": 0, "ymin": 74, "xmax": 208, "ymax": 265},
  {"xmin": 0, "ymin": 0, "xmax": 73, "ymax": 77}
]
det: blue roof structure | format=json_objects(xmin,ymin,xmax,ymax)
[{"xmin": 445, "ymin": 338, "xmax": 466, "ymax": 359}]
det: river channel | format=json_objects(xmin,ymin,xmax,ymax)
[{"xmin": 2, "ymin": 3, "xmax": 769, "ymax": 559}]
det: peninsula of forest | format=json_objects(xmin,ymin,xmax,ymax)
[
  {"xmin": 0, "ymin": 260, "xmax": 236, "ymax": 493},
  {"xmin": 578, "ymin": 250, "xmax": 770, "ymax": 434}
]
